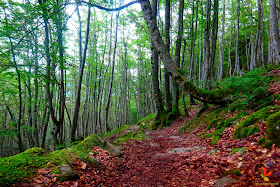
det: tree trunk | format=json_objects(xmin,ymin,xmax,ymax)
[
  {"xmin": 104, "ymin": 12, "xmax": 120, "ymax": 133},
  {"xmin": 218, "ymin": 0, "xmax": 225, "ymax": 81},
  {"xmin": 164, "ymin": 0, "xmax": 172, "ymax": 112},
  {"xmin": 150, "ymin": 0, "xmax": 164, "ymax": 120},
  {"xmin": 270, "ymin": 0, "xmax": 280, "ymax": 62},
  {"xmin": 71, "ymin": 1, "xmax": 92, "ymax": 142},
  {"xmin": 173, "ymin": 0, "xmax": 184, "ymax": 112},
  {"xmin": 139, "ymin": 0, "xmax": 231, "ymax": 105},
  {"xmin": 203, "ymin": 0, "xmax": 211, "ymax": 87},
  {"xmin": 234, "ymin": 0, "xmax": 240, "ymax": 73},
  {"xmin": 207, "ymin": 0, "xmax": 219, "ymax": 85}
]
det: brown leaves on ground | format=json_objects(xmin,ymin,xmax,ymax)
[{"xmin": 19, "ymin": 107, "xmax": 280, "ymax": 186}]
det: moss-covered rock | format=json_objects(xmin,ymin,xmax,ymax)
[
  {"xmin": 223, "ymin": 169, "xmax": 241, "ymax": 176},
  {"xmin": 233, "ymin": 105, "xmax": 280, "ymax": 139},
  {"xmin": 113, "ymin": 131, "xmax": 145, "ymax": 145},
  {"xmin": 265, "ymin": 111, "xmax": 280, "ymax": 146},
  {"xmin": 0, "ymin": 148, "xmax": 71, "ymax": 186}
]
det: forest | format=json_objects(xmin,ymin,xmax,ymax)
[{"xmin": 0, "ymin": 0, "xmax": 280, "ymax": 186}]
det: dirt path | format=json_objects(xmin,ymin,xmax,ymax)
[{"xmin": 92, "ymin": 108, "xmax": 220, "ymax": 186}]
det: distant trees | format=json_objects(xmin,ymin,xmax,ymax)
[{"xmin": 0, "ymin": 0, "xmax": 279, "ymax": 157}]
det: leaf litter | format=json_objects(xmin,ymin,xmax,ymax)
[{"xmin": 17, "ymin": 107, "xmax": 280, "ymax": 187}]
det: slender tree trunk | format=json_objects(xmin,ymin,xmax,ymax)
[
  {"xmin": 218, "ymin": 0, "xmax": 225, "ymax": 81},
  {"xmin": 207, "ymin": 0, "xmax": 219, "ymax": 86},
  {"xmin": 71, "ymin": 1, "xmax": 92, "ymax": 142},
  {"xmin": 203, "ymin": 0, "xmax": 211, "ymax": 87},
  {"xmin": 104, "ymin": 12, "xmax": 120, "ymax": 133},
  {"xmin": 173, "ymin": 0, "xmax": 184, "ymax": 113},
  {"xmin": 164, "ymin": 0, "xmax": 172, "ymax": 112},
  {"xmin": 270, "ymin": 0, "xmax": 280, "ymax": 62},
  {"xmin": 234, "ymin": 0, "xmax": 240, "ymax": 73}
]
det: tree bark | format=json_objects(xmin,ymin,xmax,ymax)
[
  {"xmin": 234, "ymin": 0, "xmax": 240, "ymax": 73},
  {"xmin": 173, "ymin": 0, "xmax": 184, "ymax": 112},
  {"xmin": 164, "ymin": 0, "xmax": 172, "ymax": 112},
  {"xmin": 104, "ymin": 12, "xmax": 120, "ymax": 133},
  {"xmin": 150, "ymin": 0, "xmax": 164, "ymax": 119},
  {"xmin": 139, "ymin": 0, "xmax": 231, "ymax": 105},
  {"xmin": 71, "ymin": 1, "xmax": 92, "ymax": 141},
  {"xmin": 207, "ymin": 0, "xmax": 219, "ymax": 85},
  {"xmin": 218, "ymin": 0, "xmax": 225, "ymax": 81},
  {"xmin": 203, "ymin": 0, "xmax": 211, "ymax": 87},
  {"xmin": 270, "ymin": 0, "xmax": 280, "ymax": 62}
]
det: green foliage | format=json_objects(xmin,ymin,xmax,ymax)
[
  {"xmin": 233, "ymin": 106, "xmax": 280, "ymax": 139},
  {"xmin": 219, "ymin": 67, "xmax": 275, "ymax": 111}
]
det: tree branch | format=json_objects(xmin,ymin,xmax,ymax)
[{"xmin": 71, "ymin": 0, "xmax": 140, "ymax": 11}]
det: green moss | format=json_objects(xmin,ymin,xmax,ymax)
[
  {"xmin": 113, "ymin": 131, "xmax": 145, "ymax": 145},
  {"xmin": 223, "ymin": 169, "xmax": 241, "ymax": 176},
  {"xmin": 151, "ymin": 110, "xmax": 178, "ymax": 130},
  {"xmin": 232, "ymin": 147, "xmax": 246, "ymax": 154},
  {"xmin": 136, "ymin": 113, "xmax": 156, "ymax": 129},
  {"xmin": 100, "ymin": 125, "xmax": 130, "ymax": 138},
  {"xmin": 0, "ymin": 148, "xmax": 71, "ymax": 186},
  {"xmin": 257, "ymin": 137, "xmax": 265, "ymax": 145},
  {"xmin": 210, "ymin": 135, "xmax": 220, "ymax": 145},
  {"xmin": 266, "ymin": 111, "xmax": 280, "ymax": 146},
  {"xmin": 233, "ymin": 105, "xmax": 280, "ymax": 139}
]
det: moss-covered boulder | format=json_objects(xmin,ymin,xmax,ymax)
[
  {"xmin": 233, "ymin": 105, "xmax": 280, "ymax": 139},
  {"xmin": 265, "ymin": 111, "xmax": 280, "ymax": 146},
  {"xmin": 0, "ymin": 148, "xmax": 70, "ymax": 186},
  {"xmin": 72, "ymin": 134, "xmax": 121, "ymax": 156}
]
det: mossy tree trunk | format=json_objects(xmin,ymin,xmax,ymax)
[{"xmin": 139, "ymin": 0, "xmax": 231, "ymax": 105}]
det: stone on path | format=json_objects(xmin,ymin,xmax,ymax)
[{"xmin": 214, "ymin": 177, "xmax": 245, "ymax": 187}]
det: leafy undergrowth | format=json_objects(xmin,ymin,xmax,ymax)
[{"xmin": 19, "ymin": 105, "xmax": 280, "ymax": 186}]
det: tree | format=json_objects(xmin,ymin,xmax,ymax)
[
  {"xmin": 71, "ymin": 0, "xmax": 92, "ymax": 142},
  {"xmin": 270, "ymin": 0, "xmax": 280, "ymax": 63}
]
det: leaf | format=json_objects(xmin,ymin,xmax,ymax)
[
  {"xmin": 51, "ymin": 177, "xmax": 57, "ymax": 182},
  {"xmin": 81, "ymin": 162, "xmax": 87, "ymax": 170},
  {"xmin": 33, "ymin": 178, "xmax": 43, "ymax": 184},
  {"xmin": 263, "ymin": 176, "xmax": 269, "ymax": 182}
]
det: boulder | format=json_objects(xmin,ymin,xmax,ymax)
[
  {"xmin": 59, "ymin": 164, "xmax": 78, "ymax": 181},
  {"xmin": 214, "ymin": 177, "xmax": 245, "ymax": 187}
]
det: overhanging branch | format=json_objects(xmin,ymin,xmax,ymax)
[{"xmin": 71, "ymin": 0, "xmax": 140, "ymax": 11}]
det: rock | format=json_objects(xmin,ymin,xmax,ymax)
[
  {"xmin": 149, "ymin": 142, "xmax": 160, "ymax": 147},
  {"xmin": 238, "ymin": 148, "xmax": 246, "ymax": 155},
  {"xmin": 88, "ymin": 157, "xmax": 101, "ymax": 165},
  {"xmin": 59, "ymin": 164, "xmax": 78, "ymax": 181},
  {"xmin": 168, "ymin": 147, "xmax": 193, "ymax": 154},
  {"xmin": 104, "ymin": 140, "xmax": 122, "ymax": 156},
  {"xmin": 95, "ymin": 136, "xmax": 122, "ymax": 156},
  {"xmin": 208, "ymin": 149, "xmax": 220, "ymax": 156},
  {"xmin": 153, "ymin": 153, "xmax": 171, "ymax": 157},
  {"xmin": 170, "ymin": 136, "xmax": 180, "ymax": 139},
  {"xmin": 214, "ymin": 177, "xmax": 245, "ymax": 187}
]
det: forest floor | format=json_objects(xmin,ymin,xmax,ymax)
[{"xmin": 20, "ymin": 106, "xmax": 280, "ymax": 187}]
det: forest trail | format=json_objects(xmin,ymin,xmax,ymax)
[{"xmin": 21, "ymin": 107, "xmax": 280, "ymax": 187}]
